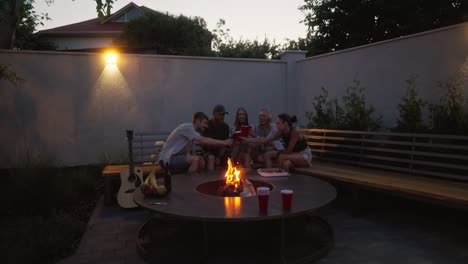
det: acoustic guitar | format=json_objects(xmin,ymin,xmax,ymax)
[{"xmin": 117, "ymin": 130, "xmax": 143, "ymax": 208}]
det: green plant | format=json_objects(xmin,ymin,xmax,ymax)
[
  {"xmin": 0, "ymin": 64, "xmax": 23, "ymax": 85},
  {"xmin": 1, "ymin": 165, "xmax": 102, "ymax": 263},
  {"xmin": 429, "ymin": 78, "xmax": 468, "ymax": 135},
  {"xmin": 342, "ymin": 80, "xmax": 382, "ymax": 131},
  {"xmin": 393, "ymin": 76, "xmax": 428, "ymax": 133},
  {"xmin": 305, "ymin": 87, "xmax": 344, "ymax": 128}
]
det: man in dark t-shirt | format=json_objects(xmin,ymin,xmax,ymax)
[{"xmin": 202, "ymin": 104, "xmax": 230, "ymax": 170}]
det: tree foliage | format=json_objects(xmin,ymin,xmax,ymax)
[
  {"xmin": 342, "ymin": 80, "xmax": 381, "ymax": 131},
  {"xmin": 14, "ymin": 0, "xmax": 55, "ymax": 50},
  {"xmin": 118, "ymin": 12, "xmax": 213, "ymax": 56},
  {"xmin": 305, "ymin": 81, "xmax": 381, "ymax": 131},
  {"xmin": 429, "ymin": 78, "xmax": 468, "ymax": 135},
  {"xmin": 393, "ymin": 76, "xmax": 428, "ymax": 133},
  {"xmin": 305, "ymin": 87, "xmax": 343, "ymax": 128},
  {"xmin": 212, "ymin": 19, "xmax": 280, "ymax": 59},
  {"xmin": 0, "ymin": 64, "xmax": 23, "ymax": 84},
  {"xmin": 300, "ymin": 0, "xmax": 468, "ymax": 56}
]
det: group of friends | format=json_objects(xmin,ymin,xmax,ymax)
[{"xmin": 157, "ymin": 104, "xmax": 312, "ymax": 174}]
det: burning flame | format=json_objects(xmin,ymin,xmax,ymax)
[{"xmin": 225, "ymin": 158, "xmax": 241, "ymax": 188}]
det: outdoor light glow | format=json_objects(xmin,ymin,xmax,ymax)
[{"xmin": 105, "ymin": 51, "xmax": 118, "ymax": 65}]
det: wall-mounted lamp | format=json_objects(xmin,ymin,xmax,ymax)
[{"xmin": 105, "ymin": 50, "xmax": 118, "ymax": 65}]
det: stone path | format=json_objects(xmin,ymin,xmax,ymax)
[{"xmin": 59, "ymin": 193, "xmax": 468, "ymax": 264}]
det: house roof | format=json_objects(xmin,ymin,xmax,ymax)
[{"xmin": 36, "ymin": 2, "xmax": 157, "ymax": 37}]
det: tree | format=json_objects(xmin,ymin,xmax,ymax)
[
  {"xmin": 300, "ymin": 0, "xmax": 468, "ymax": 56},
  {"xmin": 429, "ymin": 78, "xmax": 467, "ymax": 135},
  {"xmin": 393, "ymin": 76, "xmax": 428, "ymax": 133},
  {"xmin": 342, "ymin": 80, "xmax": 381, "ymax": 131},
  {"xmin": 305, "ymin": 87, "xmax": 344, "ymax": 129},
  {"xmin": 212, "ymin": 19, "xmax": 280, "ymax": 59},
  {"xmin": 118, "ymin": 12, "xmax": 213, "ymax": 56},
  {"xmin": 0, "ymin": 0, "xmax": 21, "ymax": 49}
]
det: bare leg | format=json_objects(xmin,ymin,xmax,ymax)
[
  {"xmin": 187, "ymin": 155, "xmax": 202, "ymax": 173},
  {"xmin": 278, "ymin": 153, "xmax": 309, "ymax": 172},
  {"xmin": 263, "ymin": 150, "xmax": 278, "ymax": 168},
  {"xmin": 206, "ymin": 154, "xmax": 215, "ymax": 171},
  {"xmin": 239, "ymin": 152, "xmax": 252, "ymax": 169},
  {"xmin": 197, "ymin": 157, "xmax": 206, "ymax": 172}
]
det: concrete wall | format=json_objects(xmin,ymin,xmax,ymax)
[
  {"xmin": 2, "ymin": 22, "xmax": 468, "ymax": 166},
  {"xmin": 0, "ymin": 51, "xmax": 286, "ymax": 166},
  {"xmin": 295, "ymin": 22, "xmax": 468, "ymax": 129}
]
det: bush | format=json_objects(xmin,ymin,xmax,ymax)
[
  {"xmin": 305, "ymin": 87, "xmax": 344, "ymax": 128},
  {"xmin": 4, "ymin": 166, "xmax": 102, "ymax": 216},
  {"xmin": 1, "ymin": 165, "xmax": 103, "ymax": 264},
  {"xmin": 1, "ymin": 212, "xmax": 86, "ymax": 264},
  {"xmin": 429, "ymin": 78, "xmax": 468, "ymax": 135},
  {"xmin": 342, "ymin": 80, "xmax": 382, "ymax": 131},
  {"xmin": 393, "ymin": 76, "xmax": 429, "ymax": 133},
  {"xmin": 305, "ymin": 81, "xmax": 381, "ymax": 131}
]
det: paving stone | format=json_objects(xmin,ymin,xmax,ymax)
[{"xmin": 63, "ymin": 194, "xmax": 468, "ymax": 264}]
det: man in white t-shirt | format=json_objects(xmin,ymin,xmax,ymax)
[{"xmin": 158, "ymin": 112, "xmax": 233, "ymax": 173}]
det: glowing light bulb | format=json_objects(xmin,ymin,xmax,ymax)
[{"xmin": 105, "ymin": 51, "xmax": 118, "ymax": 65}]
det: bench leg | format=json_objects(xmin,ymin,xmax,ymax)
[{"xmin": 104, "ymin": 176, "xmax": 114, "ymax": 205}]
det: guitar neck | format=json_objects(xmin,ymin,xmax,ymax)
[{"xmin": 126, "ymin": 130, "xmax": 135, "ymax": 176}]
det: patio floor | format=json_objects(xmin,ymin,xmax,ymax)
[{"xmin": 59, "ymin": 190, "xmax": 468, "ymax": 264}]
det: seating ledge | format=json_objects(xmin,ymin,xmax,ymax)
[
  {"xmin": 294, "ymin": 161, "xmax": 468, "ymax": 207},
  {"xmin": 102, "ymin": 164, "xmax": 161, "ymax": 176}
]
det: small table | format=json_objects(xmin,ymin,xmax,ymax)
[{"xmin": 134, "ymin": 171, "xmax": 336, "ymax": 263}]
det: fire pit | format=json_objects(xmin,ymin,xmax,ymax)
[
  {"xmin": 133, "ymin": 169, "xmax": 337, "ymax": 263},
  {"xmin": 196, "ymin": 158, "xmax": 273, "ymax": 197}
]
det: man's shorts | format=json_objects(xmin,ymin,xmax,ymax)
[{"xmin": 170, "ymin": 154, "xmax": 189, "ymax": 170}]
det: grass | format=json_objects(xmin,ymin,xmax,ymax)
[{"xmin": 0, "ymin": 165, "xmax": 103, "ymax": 264}]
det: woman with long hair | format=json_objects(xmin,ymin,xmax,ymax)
[
  {"xmin": 243, "ymin": 113, "xmax": 311, "ymax": 171},
  {"xmin": 231, "ymin": 107, "xmax": 253, "ymax": 169},
  {"xmin": 252, "ymin": 108, "xmax": 284, "ymax": 168}
]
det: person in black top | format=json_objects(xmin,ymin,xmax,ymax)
[
  {"xmin": 242, "ymin": 113, "xmax": 312, "ymax": 172},
  {"xmin": 202, "ymin": 104, "xmax": 231, "ymax": 170}
]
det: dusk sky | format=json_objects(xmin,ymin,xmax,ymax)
[{"xmin": 34, "ymin": 0, "xmax": 308, "ymax": 43}]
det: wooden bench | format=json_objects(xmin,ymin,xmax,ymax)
[
  {"xmin": 103, "ymin": 130, "xmax": 170, "ymax": 205},
  {"xmin": 296, "ymin": 128, "xmax": 468, "ymax": 209}
]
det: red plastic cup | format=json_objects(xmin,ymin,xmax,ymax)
[
  {"xmin": 281, "ymin": 189, "xmax": 294, "ymax": 210},
  {"xmin": 241, "ymin": 126, "xmax": 251, "ymax": 136},
  {"xmin": 257, "ymin": 187, "xmax": 270, "ymax": 211},
  {"xmin": 234, "ymin": 131, "xmax": 242, "ymax": 142}
]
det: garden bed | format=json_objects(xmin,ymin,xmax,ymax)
[{"xmin": 0, "ymin": 166, "xmax": 103, "ymax": 264}]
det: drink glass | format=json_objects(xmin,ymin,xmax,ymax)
[
  {"xmin": 257, "ymin": 187, "xmax": 270, "ymax": 211},
  {"xmin": 234, "ymin": 131, "xmax": 242, "ymax": 142},
  {"xmin": 241, "ymin": 126, "xmax": 252, "ymax": 137},
  {"xmin": 281, "ymin": 189, "xmax": 293, "ymax": 210}
]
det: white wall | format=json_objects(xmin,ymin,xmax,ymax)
[
  {"xmin": 2, "ymin": 22, "xmax": 467, "ymax": 166},
  {"xmin": 295, "ymin": 22, "xmax": 468, "ymax": 129},
  {"xmin": 0, "ymin": 51, "xmax": 286, "ymax": 166}
]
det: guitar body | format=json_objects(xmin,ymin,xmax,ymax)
[{"xmin": 117, "ymin": 167, "xmax": 144, "ymax": 208}]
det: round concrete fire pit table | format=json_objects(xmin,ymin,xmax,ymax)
[{"xmin": 134, "ymin": 171, "xmax": 336, "ymax": 264}]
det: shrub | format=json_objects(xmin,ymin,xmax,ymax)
[
  {"xmin": 1, "ymin": 212, "xmax": 86, "ymax": 264},
  {"xmin": 305, "ymin": 87, "xmax": 344, "ymax": 129},
  {"xmin": 342, "ymin": 80, "xmax": 382, "ymax": 131},
  {"xmin": 429, "ymin": 78, "xmax": 468, "ymax": 135},
  {"xmin": 1, "ymin": 165, "xmax": 102, "ymax": 264},
  {"xmin": 393, "ymin": 76, "xmax": 429, "ymax": 133}
]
